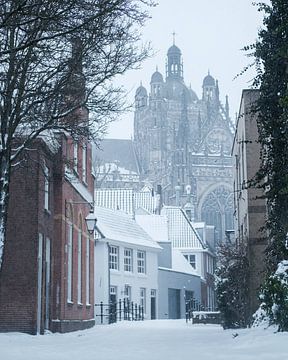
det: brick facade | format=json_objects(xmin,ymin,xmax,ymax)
[
  {"xmin": 0, "ymin": 133, "xmax": 95, "ymax": 334},
  {"xmin": 232, "ymin": 89, "xmax": 267, "ymax": 318}
]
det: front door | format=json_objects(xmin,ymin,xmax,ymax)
[
  {"xmin": 151, "ymin": 289, "xmax": 156, "ymax": 320},
  {"xmin": 168, "ymin": 288, "xmax": 181, "ymax": 319}
]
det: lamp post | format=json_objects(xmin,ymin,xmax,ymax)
[
  {"xmin": 85, "ymin": 210, "xmax": 97, "ymax": 235},
  {"xmin": 65, "ymin": 200, "xmax": 97, "ymax": 235}
]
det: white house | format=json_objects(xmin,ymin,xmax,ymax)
[
  {"xmin": 136, "ymin": 213, "xmax": 202, "ymax": 319},
  {"xmin": 94, "ymin": 206, "xmax": 161, "ymax": 323},
  {"xmin": 162, "ymin": 206, "xmax": 216, "ymax": 311}
]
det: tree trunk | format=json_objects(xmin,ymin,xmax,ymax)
[{"xmin": 0, "ymin": 149, "xmax": 11, "ymax": 271}]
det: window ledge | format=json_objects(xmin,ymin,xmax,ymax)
[
  {"xmin": 77, "ymin": 302, "xmax": 83, "ymax": 307},
  {"xmin": 110, "ymin": 269, "xmax": 121, "ymax": 275},
  {"xmin": 137, "ymin": 273, "xmax": 147, "ymax": 277},
  {"xmin": 124, "ymin": 271, "xmax": 134, "ymax": 275},
  {"xmin": 67, "ymin": 301, "xmax": 74, "ymax": 306}
]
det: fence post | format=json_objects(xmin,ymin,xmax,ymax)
[
  {"xmin": 127, "ymin": 300, "xmax": 130, "ymax": 321},
  {"xmin": 100, "ymin": 301, "xmax": 104, "ymax": 324},
  {"xmin": 124, "ymin": 298, "xmax": 127, "ymax": 320},
  {"xmin": 119, "ymin": 299, "xmax": 122, "ymax": 322},
  {"xmin": 131, "ymin": 301, "xmax": 134, "ymax": 320}
]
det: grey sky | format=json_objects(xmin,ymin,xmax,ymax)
[{"xmin": 107, "ymin": 0, "xmax": 266, "ymax": 139}]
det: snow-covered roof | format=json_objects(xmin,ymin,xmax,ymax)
[
  {"xmin": 94, "ymin": 206, "xmax": 161, "ymax": 250},
  {"xmin": 171, "ymin": 249, "xmax": 197, "ymax": 275},
  {"xmin": 135, "ymin": 214, "xmax": 169, "ymax": 242},
  {"xmin": 95, "ymin": 188, "xmax": 134, "ymax": 214},
  {"xmin": 162, "ymin": 206, "xmax": 205, "ymax": 249},
  {"xmin": 94, "ymin": 188, "xmax": 158, "ymax": 215}
]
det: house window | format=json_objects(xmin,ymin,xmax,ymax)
[
  {"xmin": 82, "ymin": 144, "xmax": 87, "ymax": 183},
  {"xmin": 124, "ymin": 248, "xmax": 133, "ymax": 272},
  {"xmin": 73, "ymin": 142, "xmax": 78, "ymax": 173},
  {"xmin": 109, "ymin": 245, "xmax": 119, "ymax": 270},
  {"xmin": 184, "ymin": 254, "xmax": 196, "ymax": 269},
  {"xmin": 44, "ymin": 164, "xmax": 50, "ymax": 211},
  {"xmin": 77, "ymin": 227, "xmax": 82, "ymax": 304},
  {"xmin": 140, "ymin": 288, "xmax": 146, "ymax": 313},
  {"xmin": 86, "ymin": 238, "xmax": 90, "ymax": 304},
  {"xmin": 137, "ymin": 250, "xmax": 146, "ymax": 274},
  {"xmin": 67, "ymin": 222, "xmax": 73, "ymax": 302}
]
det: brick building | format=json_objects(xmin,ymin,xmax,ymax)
[
  {"xmin": 0, "ymin": 129, "xmax": 95, "ymax": 334},
  {"xmin": 232, "ymin": 89, "xmax": 267, "ymax": 318}
]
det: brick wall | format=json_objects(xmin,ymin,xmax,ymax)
[{"xmin": 0, "ymin": 140, "xmax": 54, "ymax": 334}]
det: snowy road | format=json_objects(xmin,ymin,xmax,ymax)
[{"xmin": 0, "ymin": 320, "xmax": 287, "ymax": 360}]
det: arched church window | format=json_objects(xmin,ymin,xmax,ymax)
[{"xmin": 200, "ymin": 186, "xmax": 234, "ymax": 244}]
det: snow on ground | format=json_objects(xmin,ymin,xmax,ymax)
[{"xmin": 0, "ymin": 320, "xmax": 287, "ymax": 360}]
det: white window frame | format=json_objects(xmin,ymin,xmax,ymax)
[
  {"xmin": 67, "ymin": 222, "xmax": 73, "ymax": 303},
  {"xmin": 86, "ymin": 238, "xmax": 90, "ymax": 305},
  {"xmin": 137, "ymin": 250, "xmax": 146, "ymax": 274},
  {"xmin": 44, "ymin": 164, "xmax": 49, "ymax": 211},
  {"xmin": 73, "ymin": 142, "xmax": 78, "ymax": 173},
  {"xmin": 184, "ymin": 254, "xmax": 196, "ymax": 269},
  {"xmin": 109, "ymin": 245, "xmax": 119, "ymax": 270},
  {"xmin": 124, "ymin": 248, "xmax": 133, "ymax": 272},
  {"xmin": 77, "ymin": 228, "xmax": 82, "ymax": 304},
  {"xmin": 82, "ymin": 144, "xmax": 87, "ymax": 183}
]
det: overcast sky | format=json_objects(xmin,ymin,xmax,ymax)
[{"xmin": 107, "ymin": 0, "xmax": 267, "ymax": 139}]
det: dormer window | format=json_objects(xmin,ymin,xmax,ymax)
[{"xmin": 184, "ymin": 254, "xmax": 196, "ymax": 269}]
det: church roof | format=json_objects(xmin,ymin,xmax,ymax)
[
  {"xmin": 165, "ymin": 79, "xmax": 198, "ymax": 102},
  {"xmin": 135, "ymin": 84, "xmax": 147, "ymax": 97},
  {"xmin": 167, "ymin": 44, "xmax": 181, "ymax": 55},
  {"xmin": 203, "ymin": 73, "xmax": 215, "ymax": 87},
  {"xmin": 151, "ymin": 70, "xmax": 163, "ymax": 83}
]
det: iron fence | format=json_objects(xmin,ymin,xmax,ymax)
[
  {"xmin": 95, "ymin": 299, "xmax": 144, "ymax": 324},
  {"xmin": 185, "ymin": 298, "xmax": 221, "ymax": 324}
]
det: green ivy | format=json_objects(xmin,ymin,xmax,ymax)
[
  {"xmin": 215, "ymin": 244, "xmax": 249, "ymax": 329},
  {"xmin": 248, "ymin": 0, "xmax": 288, "ymax": 331}
]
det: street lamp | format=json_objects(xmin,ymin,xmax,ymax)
[
  {"xmin": 65, "ymin": 200, "xmax": 97, "ymax": 235},
  {"xmin": 85, "ymin": 210, "xmax": 97, "ymax": 235}
]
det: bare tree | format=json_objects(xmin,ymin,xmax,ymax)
[{"xmin": 0, "ymin": 0, "xmax": 155, "ymax": 268}]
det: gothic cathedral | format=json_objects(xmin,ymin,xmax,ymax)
[{"xmin": 133, "ymin": 43, "xmax": 234, "ymax": 242}]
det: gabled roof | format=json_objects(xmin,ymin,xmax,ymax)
[
  {"xmin": 94, "ymin": 206, "xmax": 161, "ymax": 250},
  {"xmin": 162, "ymin": 206, "xmax": 205, "ymax": 249},
  {"xmin": 94, "ymin": 188, "xmax": 158, "ymax": 215},
  {"xmin": 171, "ymin": 249, "xmax": 197, "ymax": 275},
  {"xmin": 135, "ymin": 214, "xmax": 169, "ymax": 242},
  {"xmin": 95, "ymin": 188, "xmax": 134, "ymax": 214}
]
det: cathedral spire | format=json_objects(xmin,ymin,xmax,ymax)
[
  {"xmin": 225, "ymin": 95, "xmax": 230, "ymax": 118},
  {"xmin": 166, "ymin": 38, "xmax": 183, "ymax": 80},
  {"xmin": 177, "ymin": 89, "xmax": 189, "ymax": 148},
  {"xmin": 172, "ymin": 31, "xmax": 177, "ymax": 45}
]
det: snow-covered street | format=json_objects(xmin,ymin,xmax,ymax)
[{"xmin": 0, "ymin": 320, "xmax": 287, "ymax": 360}]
